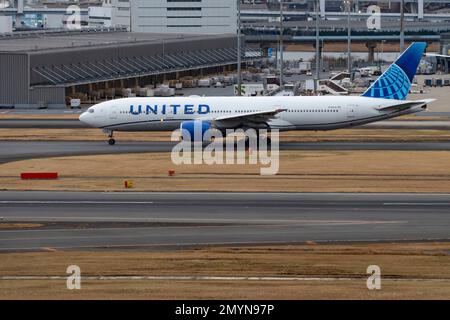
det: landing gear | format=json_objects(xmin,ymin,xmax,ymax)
[
  {"xmin": 105, "ymin": 130, "xmax": 115, "ymax": 145},
  {"xmin": 244, "ymin": 133, "xmax": 271, "ymax": 149},
  {"xmin": 244, "ymin": 136, "xmax": 250, "ymax": 150}
]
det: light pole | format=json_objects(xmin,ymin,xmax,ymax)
[
  {"xmin": 279, "ymin": 0, "xmax": 284, "ymax": 90},
  {"xmin": 314, "ymin": 0, "xmax": 320, "ymax": 93},
  {"xmin": 237, "ymin": 0, "xmax": 242, "ymax": 96},
  {"xmin": 400, "ymin": 0, "xmax": 405, "ymax": 52},
  {"xmin": 345, "ymin": 0, "xmax": 351, "ymax": 74},
  {"xmin": 129, "ymin": 0, "xmax": 132, "ymax": 32}
]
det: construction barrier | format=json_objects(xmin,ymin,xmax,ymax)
[{"xmin": 21, "ymin": 172, "xmax": 58, "ymax": 180}]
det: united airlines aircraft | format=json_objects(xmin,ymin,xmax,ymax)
[{"xmin": 79, "ymin": 42, "xmax": 434, "ymax": 145}]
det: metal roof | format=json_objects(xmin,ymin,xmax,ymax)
[
  {"xmin": 31, "ymin": 47, "xmax": 263, "ymax": 86},
  {"xmin": 0, "ymin": 27, "xmax": 234, "ymax": 53}
]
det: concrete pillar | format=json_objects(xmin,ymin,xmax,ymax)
[
  {"xmin": 17, "ymin": 0, "xmax": 24, "ymax": 14},
  {"xmin": 418, "ymin": 0, "xmax": 424, "ymax": 19},
  {"xmin": 366, "ymin": 42, "xmax": 377, "ymax": 63},
  {"xmin": 320, "ymin": 0, "xmax": 325, "ymax": 18},
  {"xmin": 312, "ymin": 41, "xmax": 323, "ymax": 72}
]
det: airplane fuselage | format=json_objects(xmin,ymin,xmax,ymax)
[{"xmin": 82, "ymin": 96, "xmax": 426, "ymax": 132}]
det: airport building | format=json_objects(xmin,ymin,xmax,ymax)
[
  {"xmin": 129, "ymin": 0, "xmax": 237, "ymax": 34},
  {"xmin": 0, "ymin": 28, "xmax": 262, "ymax": 108}
]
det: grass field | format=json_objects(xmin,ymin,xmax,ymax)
[
  {"xmin": 0, "ymin": 223, "xmax": 43, "ymax": 230},
  {"xmin": 1, "ymin": 242, "xmax": 449, "ymax": 299},
  {"xmin": 1, "ymin": 150, "xmax": 450, "ymax": 192}
]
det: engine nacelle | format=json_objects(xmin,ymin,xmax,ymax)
[{"xmin": 180, "ymin": 120, "xmax": 212, "ymax": 141}]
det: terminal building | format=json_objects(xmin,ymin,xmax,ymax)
[
  {"xmin": 129, "ymin": 0, "xmax": 237, "ymax": 34},
  {"xmin": 0, "ymin": 0, "xmax": 238, "ymax": 34},
  {"xmin": 0, "ymin": 28, "xmax": 262, "ymax": 108}
]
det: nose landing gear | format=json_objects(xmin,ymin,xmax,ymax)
[{"xmin": 103, "ymin": 130, "xmax": 115, "ymax": 145}]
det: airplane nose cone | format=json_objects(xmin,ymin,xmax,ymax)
[{"xmin": 79, "ymin": 112, "xmax": 90, "ymax": 126}]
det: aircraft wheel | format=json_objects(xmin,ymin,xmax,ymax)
[{"xmin": 108, "ymin": 138, "xmax": 116, "ymax": 145}]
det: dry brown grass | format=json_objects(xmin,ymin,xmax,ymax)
[
  {"xmin": 0, "ymin": 223, "xmax": 43, "ymax": 230},
  {"xmin": 1, "ymin": 150, "xmax": 450, "ymax": 192},
  {"xmin": 1, "ymin": 242, "xmax": 449, "ymax": 299}
]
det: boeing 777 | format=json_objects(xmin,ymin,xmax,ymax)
[{"xmin": 79, "ymin": 42, "xmax": 434, "ymax": 145}]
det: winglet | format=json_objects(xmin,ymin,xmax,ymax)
[{"xmin": 362, "ymin": 42, "xmax": 427, "ymax": 100}]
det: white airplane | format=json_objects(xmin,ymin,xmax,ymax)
[{"xmin": 79, "ymin": 42, "xmax": 434, "ymax": 145}]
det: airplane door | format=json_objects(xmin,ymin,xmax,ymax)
[{"xmin": 346, "ymin": 104, "xmax": 358, "ymax": 120}]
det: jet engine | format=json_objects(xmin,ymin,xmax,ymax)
[{"xmin": 180, "ymin": 120, "xmax": 212, "ymax": 141}]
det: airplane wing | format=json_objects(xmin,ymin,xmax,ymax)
[
  {"xmin": 213, "ymin": 108, "xmax": 287, "ymax": 125},
  {"xmin": 376, "ymin": 99, "xmax": 435, "ymax": 111}
]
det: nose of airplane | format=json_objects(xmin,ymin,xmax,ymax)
[
  {"xmin": 79, "ymin": 111, "xmax": 86, "ymax": 122},
  {"xmin": 79, "ymin": 111, "xmax": 90, "ymax": 126}
]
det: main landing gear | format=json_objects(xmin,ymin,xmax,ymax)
[{"xmin": 244, "ymin": 134, "xmax": 272, "ymax": 149}]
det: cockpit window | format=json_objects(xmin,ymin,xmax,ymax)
[{"xmin": 88, "ymin": 109, "xmax": 94, "ymax": 113}]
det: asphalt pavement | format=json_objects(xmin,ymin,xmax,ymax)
[{"xmin": 0, "ymin": 191, "xmax": 449, "ymax": 251}]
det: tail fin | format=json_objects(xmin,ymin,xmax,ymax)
[{"xmin": 362, "ymin": 42, "xmax": 427, "ymax": 100}]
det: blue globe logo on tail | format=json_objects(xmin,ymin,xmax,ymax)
[{"xmin": 362, "ymin": 42, "xmax": 427, "ymax": 100}]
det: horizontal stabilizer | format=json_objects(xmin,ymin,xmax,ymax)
[{"xmin": 376, "ymin": 98, "xmax": 435, "ymax": 111}]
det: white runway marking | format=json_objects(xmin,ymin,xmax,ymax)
[
  {"xmin": 1, "ymin": 275, "xmax": 449, "ymax": 282},
  {"xmin": 0, "ymin": 201, "xmax": 154, "ymax": 205},
  {"xmin": 383, "ymin": 203, "xmax": 450, "ymax": 206}
]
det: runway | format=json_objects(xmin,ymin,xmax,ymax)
[
  {"xmin": 2, "ymin": 140, "xmax": 450, "ymax": 164},
  {"xmin": 0, "ymin": 192, "xmax": 449, "ymax": 251},
  {"xmin": 0, "ymin": 119, "xmax": 88, "ymax": 129},
  {"xmin": 1, "ymin": 118, "xmax": 450, "ymax": 129}
]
